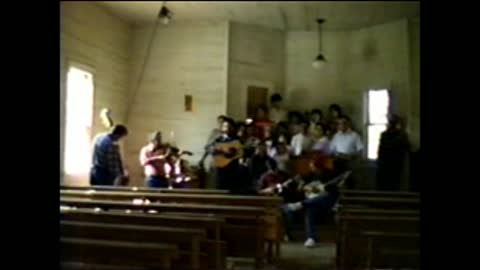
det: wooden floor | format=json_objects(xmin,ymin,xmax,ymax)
[
  {"xmin": 276, "ymin": 242, "xmax": 335, "ymax": 270},
  {"xmin": 233, "ymin": 241, "xmax": 336, "ymax": 270}
]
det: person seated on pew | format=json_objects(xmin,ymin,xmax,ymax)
[
  {"xmin": 257, "ymin": 160, "xmax": 292, "ymax": 197},
  {"xmin": 326, "ymin": 104, "xmax": 344, "ymax": 138},
  {"xmin": 376, "ymin": 114, "xmax": 410, "ymax": 191},
  {"xmin": 308, "ymin": 109, "xmax": 325, "ymax": 135},
  {"xmin": 274, "ymin": 121, "xmax": 291, "ymax": 145},
  {"xmin": 287, "ymin": 111, "xmax": 304, "ymax": 136},
  {"xmin": 270, "ymin": 139, "xmax": 290, "ymax": 172},
  {"xmin": 139, "ymin": 131, "xmax": 171, "ymax": 188},
  {"xmin": 329, "ymin": 115, "xmax": 364, "ymax": 188},
  {"xmin": 90, "ymin": 125, "xmax": 129, "ymax": 186},
  {"xmin": 282, "ymin": 156, "xmax": 349, "ymax": 247},
  {"xmin": 290, "ymin": 121, "xmax": 313, "ymax": 157},
  {"xmin": 165, "ymin": 147, "xmax": 193, "ymax": 188},
  {"xmin": 249, "ymin": 142, "xmax": 277, "ymax": 188},
  {"xmin": 310, "ymin": 123, "xmax": 330, "ymax": 154}
]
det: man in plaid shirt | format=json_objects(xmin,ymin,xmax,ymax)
[{"xmin": 90, "ymin": 125, "xmax": 128, "ymax": 186}]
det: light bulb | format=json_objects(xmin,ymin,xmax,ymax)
[
  {"xmin": 161, "ymin": 16, "xmax": 170, "ymax": 25},
  {"xmin": 312, "ymin": 60, "xmax": 325, "ymax": 69}
]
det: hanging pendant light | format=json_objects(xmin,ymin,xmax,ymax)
[
  {"xmin": 158, "ymin": 1, "xmax": 173, "ymax": 25},
  {"xmin": 312, "ymin": 19, "xmax": 326, "ymax": 69}
]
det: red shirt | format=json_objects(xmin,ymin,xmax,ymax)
[{"xmin": 254, "ymin": 118, "xmax": 273, "ymax": 140}]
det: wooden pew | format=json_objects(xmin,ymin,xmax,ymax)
[
  {"xmin": 337, "ymin": 214, "xmax": 420, "ymax": 270},
  {"xmin": 60, "ymin": 198, "xmax": 267, "ymax": 268},
  {"xmin": 362, "ymin": 231, "xmax": 420, "ymax": 269},
  {"xmin": 61, "ymin": 208, "xmax": 226, "ymax": 270},
  {"xmin": 339, "ymin": 195, "xmax": 420, "ymax": 210},
  {"xmin": 339, "ymin": 208, "xmax": 420, "ymax": 218},
  {"xmin": 61, "ymin": 185, "xmax": 228, "ymax": 195},
  {"xmin": 61, "ymin": 189, "xmax": 284, "ymax": 260},
  {"xmin": 61, "ymin": 237, "xmax": 179, "ymax": 270},
  {"xmin": 61, "ymin": 221, "xmax": 206, "ymax": 270},
  {"xmin": 61, "ymin": 189, "xmax": 282, "ymax": 208}
]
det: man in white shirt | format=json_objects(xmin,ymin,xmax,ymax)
[
  {"xmin": 329, "ymin": 116, "xmax": 363, "ymax": 188},
  {"xmin": 329, "ymin": 116, "xmax": 364, "ymax": 158},
  {"xmin": 269, "ymin": 94, "xmax": 288, "ymax": 124},
  {"xmin": 290, "ymin": 122, "xmax": 312, "ymax": 156}
]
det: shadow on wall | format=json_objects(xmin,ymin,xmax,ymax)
[{"xmin": 287, "ymin": 88, "xmax": 311, "ymax": 109}]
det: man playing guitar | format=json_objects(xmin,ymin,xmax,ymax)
[{"xmin": 210, "ymin": 118, "xmax": 243, "ymax": 193}]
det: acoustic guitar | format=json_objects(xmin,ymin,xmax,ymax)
[{"xmin": 212, "ymin": 140, "xmax": 244, "ymax": 168}]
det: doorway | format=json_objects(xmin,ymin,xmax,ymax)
[{"xmin": 246, "ymin": 86, "xmax": 269, "ymax": 119}]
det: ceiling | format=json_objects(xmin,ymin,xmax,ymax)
[{"xmin": 98, "ymin": 1, "xmax": 420, "ymax": 31}]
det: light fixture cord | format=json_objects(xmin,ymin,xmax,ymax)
[
  {"xmin": 125, "ymin": 6, "xmax": 163, "ymax": 125},
  {"xmin": 318, "ymin": 21, "xmax": 323, "ymax": 53}
]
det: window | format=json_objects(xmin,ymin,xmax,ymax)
[
  {"xmin": 366, "ymin": 89, "xmax": 390, "ymax": 159},
  {"xmin": 63, "ymin": 65, "xmax": 94, "ymax": 180}
]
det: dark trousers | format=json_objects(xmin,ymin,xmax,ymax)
[
  {"xmin": 282, "ymin": 192, "xmax": 338, "ymax": 241},
  {"xmin": 145, "ymin": 175, "xmax": 169, "ymax": 188},
  {"xmin": 90, "ymin": 166, "xmax": 115, "ymax": 186},
  {"xmin": 216, "ymin": 160, "xmax": 241, "ymax": 193},
  {"xmin": 334, "ymin": 158, "xmax": 355, "ymax": 189}
]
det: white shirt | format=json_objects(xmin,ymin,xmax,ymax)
[
  {"xmin": 269, "ymin": 108, "xmax": 288, "ymax": 124},
  {"xmin": 290, "ymin": 133, "xmax": 312, "ymax": 156},
  {"xmin": 329, "ymin": 130, "xmax": 364, "ymax": 155}
]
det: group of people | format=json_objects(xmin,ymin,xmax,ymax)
[
  {"xmin": 88, "ymin": 93, "xmax": 410, "ymax": 248},
  {"xmin": 198, "ymin": 94, "xmax": 364, "ymax": 194}
]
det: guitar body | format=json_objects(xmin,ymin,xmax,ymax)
[{"xmin": 213, "ymin": 140, "xmax": 244, "ymax": 168}]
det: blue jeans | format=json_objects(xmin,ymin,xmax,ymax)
[
  {"xmin": 282, "ymin": 192, "xmax": 338, "ymax": 241},
  {"xmin": 145, "ymin": 176, "xmax": 169, "ymax": 188}
]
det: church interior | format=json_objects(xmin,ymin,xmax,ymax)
[{"xmin": 60, "ymin": 1, "xmax": 420, "ymax": 269}]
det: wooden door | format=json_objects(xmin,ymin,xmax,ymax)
[{"xmin": 247, "ymin": 86, "xmax": 268, "ymax": 119}]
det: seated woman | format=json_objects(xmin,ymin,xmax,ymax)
[
  {"xmin": 281, "ymin": 155, "xmax": 350, "ymax": 247},
  {"xmin": 310, "ymin": 123, "xmax": 330, "ymax": 154},
  {"xmin": 307, "ymin": 109, "xmax": 325, "ymax": 135},
  {"xmin": 270, "ymin": 139, "xmax": 290, "ymax": 172}
]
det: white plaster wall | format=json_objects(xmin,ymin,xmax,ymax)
[{"xmin": 60, "ymin": 2, "xmax": 132, "ymax": 185}]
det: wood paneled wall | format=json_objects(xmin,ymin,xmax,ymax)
[
  {"xmin": 125, "ymin": 20, "xmax": 229, "ymax": 185},
  {"xmin": 60, "ymin": 2, "xmax": 132, "ymax": 185}
]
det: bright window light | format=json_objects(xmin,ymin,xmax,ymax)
[
  {"xmin": 64, "ymin": 66, "xmax": 94, "ymax": 175},
  {"xmin": 366, "ymin": 89, "xmax": 389, "ymax": 159}
]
